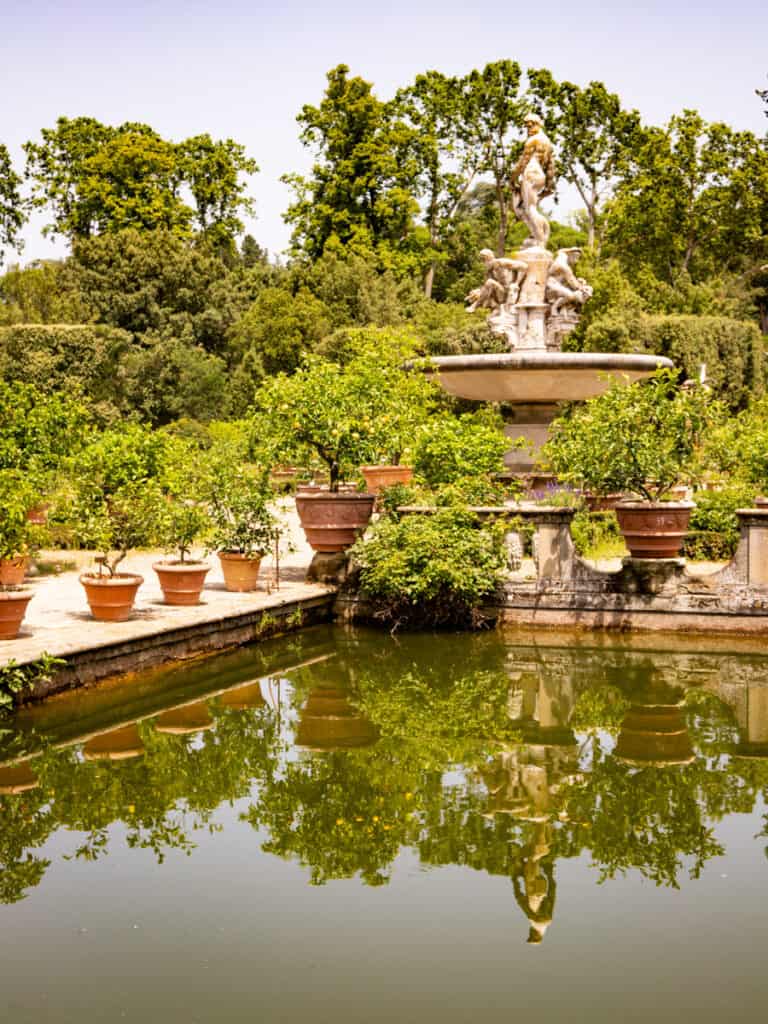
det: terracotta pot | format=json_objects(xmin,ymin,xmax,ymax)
[
  {"xmin": 154, "ymin": 700, "xmax": 214, "ymax": 735},
  {"xmin": 26, "ymin": 504, "xmax": 49, "ymax": 525},
  {"xmin": 614, "ymin": 704, "xmax": 694, "ymax": 766},
  {"xmin": 0, "ymin": 589, "xmax": 33, "ymax": 639},
  {"xmin": 80, "ymin": 572, "xmax": 143, "ymax": 622},
  {"xmin": 614, "ymin": 501, "xmax": 693, "ymax": 559},
  {"xmin": 360, "ymin": 465, "xmax": 414, "ymax": 496},
  {"xmin": 584, "ymin": 493, "xmax": 625, "ymax": 512},
  {"xmin": 0, "ymin": 555, "xmax": 30, "ymax": 586},
  {"xmin": 218, "ymin": 551, "xmax": 263, "ymax": 592},
  {"xmin": 153, "ymin": 561, "xmax": 210, "ymax": 605},
  {"xmin": 755, "ymin": 496, "xmax": 768, "ymax": 509},
  {"xmin": 83, "ymin": 723, "xmax": 144, "ymax": 761},
  {"xmin": 295, "ymin": 492, "xmax": 375, "ymax": 553}
]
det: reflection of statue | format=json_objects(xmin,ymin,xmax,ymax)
[
  {"xmin": 546, "ymin": 248, "xmax": 593, "ymax": 315},
  {"xmin": 510, "ymin": 114, "xmax": 556, "ymax": 249},
  {"xmin": 466, "ymin": 249, "xmax": 527, "ymax": 314},
  {"xmin": 512, "ymin": 822, "xmax": 556, "ymax": 944}
]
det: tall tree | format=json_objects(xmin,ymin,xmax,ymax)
[
  {"xmin": 528, "ymin": 70, "xmax": 641, "ymax": 250},
  {"xmin": 0, "ymin": 143, "xmax": 25, "ymax": 266},
  {"xmin": 455, "ymin": 61, "xmax": 528, "ymax": 256},
  {"xmin": 282, "ymin": 65, "xmax": 421, "ymax": 267},
  {"xmin": 395, "ymin": 71, "xmax": 484, "ymax": 296},
  {"xmin": 606, "ymin": 111, "xmax": 768, "ymax": 284},
  {"xmin": 24, "ymin": 117, "xmax": 257, "ymax": 244}
]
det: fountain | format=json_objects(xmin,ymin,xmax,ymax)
[{"xmin": 429, "ymin": 113, "xmax": 672, "ymax": 473}]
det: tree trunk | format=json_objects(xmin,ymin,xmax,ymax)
[
  {"xmin": 497, "ymin": 201, "xmax": 508, "ymax": 257},
  {"xmin": 423, "ymin": 260, "xmax": 436, "ymax": 298}
]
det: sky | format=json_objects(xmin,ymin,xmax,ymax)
[{"xmin": 2, "ymin": 0, "xmax": 767, "ymax": 265}]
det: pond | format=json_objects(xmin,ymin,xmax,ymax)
[{"xmin": 1, "ymin": 625, "xmax": 767, "ymax": 1023}]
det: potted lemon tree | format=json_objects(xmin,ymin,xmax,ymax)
[
  {"xmin": 251, "ymin": 345, "xmax": 435, "ymax": 553},
  {"xmin": 75, "ymin": 485, "xmax": 157, "ymax": 621},
  {"xmin": 0, "ymin": 472, "xmax": 39, "ymax": 638},
  {"xmin": 208, "ymin": 462, "xmax": 281, "ymax": 592},
  {"xmin": 543, "ymin": 369, "xmax": 716, "ymax": 558}
]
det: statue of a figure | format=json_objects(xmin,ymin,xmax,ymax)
[
  {"xmin": 545, "ymin": 248, "xmax": 593, "ymax": 315},
  {"xmin": 510, "ymin": 114, "xmax": 556, "ymax": 249},
  {"xmin": 466, "ymin": 248, "xmax": 528, "ymax": 313}
]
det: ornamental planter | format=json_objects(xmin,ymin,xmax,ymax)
[
  {"xmin": 0, "ymin": 588, "xmax": 33, "ymax": 639},
  {"xmin": 218, "ymin": 551, "xmax": 262, "ymax": 592},
  {"xmin": 360, "ymin": 465, "xmax": 414, "ymax": 496},
  {"xmin": 295, "ymin": 492, "xmax": 375, "ymax": 553},
  {"xmin": 26, "ymin": 504, "xmax": 49, "ymax": 525},
  {"xmin": 80, "ymin": 572, "xmax": 143, "ymax": 622},
  {"xmin": 614, "ymin": 501, "xmax": 694, "ymax": 559},
  {"xmin": 0, "ymin": 555, "xmax": 29, "ymax": 586},
  {"xmin": 153, "ymin": 562, "xmax": 210, "ymax": 605}
]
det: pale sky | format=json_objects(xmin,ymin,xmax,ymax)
[{"xmin": 2, "ymin": 0, "xmax": 767, "ymax": 265}]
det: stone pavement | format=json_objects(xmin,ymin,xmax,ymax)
[{"xmin": 0, "ymin": 505, "xmax": 332, "ymax": 669}]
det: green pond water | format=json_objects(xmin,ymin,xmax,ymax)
[{"xmin": 1, "ymin": 624, "xmax": 767, "ymax": 1023}]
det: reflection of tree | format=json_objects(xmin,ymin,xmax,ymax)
[
  {"xmin": 4, "ymin": 634, "xmax": 768, "ymax": 919},
  {"xmin": 0, "ymin": 702, "xmax": 280, "ymax": 901},
  {"xmin": 0, "ymin": 789, "xmax": 54, "ymax": 904},
  {"xmin": 245, "ymin": 743, "xmax": 422, "ymax": 886}
]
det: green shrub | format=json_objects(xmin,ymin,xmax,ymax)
[
  {"xmin": 0, "ymin": 324, "xmax": 129, "ymax": 419},
  {"xmin": 704, "ymin": 397, "xmax": 768, "ymax": 491},
  {"xmin": 0, "ymin": 380, "xmax": 92, "ymax": 472},
  {"xmin": 351, "ymin": 506, "xmax": 508, "ymax": 630},
  {"xmin": 570, "ymin": 510, "xmax": 624, "ymax": 558},
  {"xmin": 684, "ymin": 483, "xmax": 757, "ymax": 561},
  {"xmin": 413, "ymin": 412, "xmax": 512, "ymax": 487}
]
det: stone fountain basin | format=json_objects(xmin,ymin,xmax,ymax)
[{"xmin": 427, "ymin": 352, "xmax": 674, "ymax": 403}]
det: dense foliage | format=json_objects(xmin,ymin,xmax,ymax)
[
  {"xmin": 0, "ymin": 60, "xmax": 765, "ymax": 432},
  {"xmin": 544, "ymin": 369, "xmax": 718, "ymax": 500},
  {"xmin": 352, "ymin": 506, "xmax": 509, "ymax": 629}
]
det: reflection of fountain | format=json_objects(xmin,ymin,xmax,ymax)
[
  {"xmin": 425, "ymin": 122, "xmax": 671, "ymax": 473},
  {"xmin": 513, "ymin": 822, "xmax": 556, "ymax": 945},
  {"xmin": 155, "ymin": 700, "xmax": 214, "ymax": 735},
  {"xmin": 219, "ymin": 680, "xmax": 266, "ymax": 711},
  {"xmin": 82, "ymin": 723, "xmax": 144, "ymax": 761},
  {"xmin": 507, "ymin": 661, "xmax": 577, "ymax": 746},
  {"xmin": 295, "ymin": 687, "xmax": 379, "ymax": 751},
  {"xmin": 0, "ymin": 759, "xmax": 39, "ymax": 794}
]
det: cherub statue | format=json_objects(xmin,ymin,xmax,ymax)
[
  {"xmin": 510, "ymin": 114, "xmax": 556, "ymax": 249},
  {"xmin": 545, "ymin": 248, "xmax": 593, "ymax": 315},
  {"xmin": 466, "ymin": 248, "xmax": 528, "ymax": 313}
]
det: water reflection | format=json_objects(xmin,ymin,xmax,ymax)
[{"xmin": 1, "ymin": 628, "xmax": 767, "ymax": 943}]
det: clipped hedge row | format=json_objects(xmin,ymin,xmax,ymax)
[
  {"xmin": 0, "ymin": 324, "xmax": 129, "ymax": 417},
  {"xmin": 582, "ymin": 313, "xmax": 765, "ymax": 411}
]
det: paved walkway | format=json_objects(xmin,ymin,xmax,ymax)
[{"xmin": 1, "ymin": 506, "xmax": 329, "ymax": 668}]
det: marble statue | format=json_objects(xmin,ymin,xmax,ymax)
[
  {"xmin": 465, "ymin": 117, "xmax": 592, "ymax": 353},
  {"xmin": 545, "ymin": 248, "xmax": 593, "ymax": 315},
  {"xmin": 466, "ymin": 249, "xmax": 527, "ymax": 314},
  {"xmin": 510, "ymin": 114, "xmax": 556, "ymax": 250}
]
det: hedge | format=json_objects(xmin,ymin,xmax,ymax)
[{"xmin": 582, "ymin": 313, "xmax": 765, "ymax": 411}]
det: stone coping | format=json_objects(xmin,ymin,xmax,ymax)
[{"xmin": 423, "ymin": 352, "xmax": 675, "ymax": 373}]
